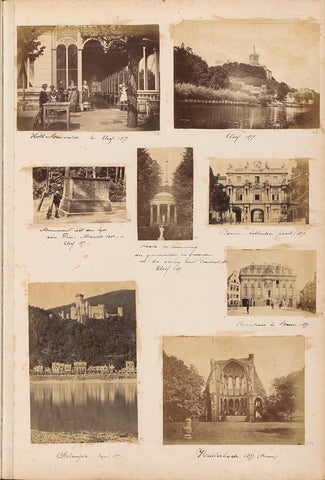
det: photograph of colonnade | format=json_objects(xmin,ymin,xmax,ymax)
[
  {"xmin": 163, "ymin": 335, "xmax": 305, "ymax": 445},
  {"xmin": 17, "ymin": 25, "xmax": 160, "ymax": 131},
  {"xmin": 226, "ymin": 249, "xmax": 316, "ymax": 316},
  {"xmin": 209, "ymin": 158, "xmax": 309, "ymax": 225}
]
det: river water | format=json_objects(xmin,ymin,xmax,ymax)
[
  {"xmin": 175, "ymin": 103, "xmax": 319, "ymax": 129},
  {"xmin": 30, "ymin": 381, "xmax": 138, "ymax": 435}
]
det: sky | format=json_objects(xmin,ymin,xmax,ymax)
[
  {"xmin": 147, "ymin": 147, "xmax": 186, "ymax": 185},
  {"xmin": 209, "ymin": 158, "xmax": 301, "ymax": 177},
  {"xmin": 163, "ymin": 336, "xmax": 305, "ymax": 393},
  {"xmin": 28, "ymin": 281, "xmax": 136, "ymax": 310},
  {"xmin": 173, "ymin": 20, "xmax": 320, "ymax": 91},
  {"xmin": 227, "ymin": 250, "xmax": 316, "ymax": 291}
]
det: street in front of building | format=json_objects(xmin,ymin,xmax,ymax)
[{"xmin": 228, "ymin": 305, "xmax": 315, "ymax": 317}]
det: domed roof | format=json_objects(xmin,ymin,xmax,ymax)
[{"xmin": 150, "ymin": 190, "xmax": 176, "ymax": 204}]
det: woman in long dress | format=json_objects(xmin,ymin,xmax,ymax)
[
  {"xmin": 119, "ymin": 83, "xmax": 127, "ymax": 111},
  {"xmin": 82, "ymin": 80, "xmax": 91, "ymax": 110}
]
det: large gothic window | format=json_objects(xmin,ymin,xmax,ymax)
[
  {"xmin": 228, "ymin": 376, "xmax": 233, "ymax": 395},
  {"xmin": 235, "ymin": 376, "xmax": 240, "ymax": 395},
  {"xmin": 56, "ymin": 43, "xmax": 78, "ymax": 89},
  {"xmin": 57, "ymin": 44, "xmax": 67, "ymax": 88},
  {"xmin": 68, "ymin": 45, "xmax": 78, "ymax": 86},
  {"xmin": 241, "ymin": 376, "xmax": 247, "ymax": 394}
]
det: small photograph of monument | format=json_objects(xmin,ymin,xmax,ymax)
[
  {"xmin": 227, "ymin": 250, "xmax": 316, "ymax": 316},
  {"xmin": 29, "ymin": 281, "xmax": 138, "ymax": 443},
  {"xmin": 17, "ymin": 25, "xmax": 160, "ymax": 131},
  {"xmin": 137, "ymin": 147, "xmax": 193, "ymax": 240},
  {"xmin": 209, "ymin": 159, "xmax": 309, "ymax": 225},
  {"xmin": 33, "ymin": 166, "xmax": 126, "ymax": 224},
  {"xmin": 173, "ymin": 20, "xmax": 320, "ymax": 129},
  {"xmin": 163, "ymin": 335, "xmax": 305, "ymax": 445}
]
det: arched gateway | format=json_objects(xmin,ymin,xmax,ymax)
[{"xmin": 205, "ymin": 353, "xmax": 266, "ymax": 422}]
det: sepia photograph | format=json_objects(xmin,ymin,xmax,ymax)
[
  {"xmin": 227, "ymin": 250, "xmax": 316, "ymax": 316},
  {"xmin": 33, "ymin": 166, "xmax": 127, "ymax": 224},
  {"xmin": 163, "ymin": 336, "xmax": 305, "ymax": 445},
  {"xmin": 137, "ymin": 147, "xmax": 193, "ymax": 240},
  {"xmin": 209, "ymin": 159, "xmax": 309, "ymax": 225},
  {"xmin": 28, "ymin": 281, "xmax": 137, "ymax": 443},
  {"xmin": 173, "ymin": 20, "xmax": 320, "ymax": 129},
  {"xmin": 17, "ymin": 25, "xmax": 160, "ymax": 131}
]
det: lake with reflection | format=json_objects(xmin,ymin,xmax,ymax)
[
  {"xmin": 175, "ymin": 103, "xmax": 319, "ymax": 129},
  {"xmin": 30, "ymin": 381, "xmax": 137, "ymax": 436}
]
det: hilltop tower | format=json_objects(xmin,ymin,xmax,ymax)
[{"xmin": 249, "ymin": 46, "xmax": 259, "ymax": 66}]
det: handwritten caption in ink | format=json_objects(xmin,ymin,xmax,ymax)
[
  {"xmin": 39, "ymin": 226, "xmax": 124, "ymax": 250},
  {"xmin": 134, "ymin": 244, "xmax": 225, "ymax": 276}
]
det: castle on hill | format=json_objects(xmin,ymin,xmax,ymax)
[{"xmin": 59, "ymin": 293, "xmax": 123, "ymax": 323}]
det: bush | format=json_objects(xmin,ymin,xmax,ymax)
[
  {"xmin": 138, "ymin": 226, "xmax": 160, "ymax": 240},
  {"xmin": 110, "ymin": 181, "xmax": 126, "ymax": 202},
  {"xmin": 174, "ymin": 82, "xmax": 257, "ymax": 103},
  {"xmin": 163, "ymin": 224, "xmax": 193, "ymax": 241}
]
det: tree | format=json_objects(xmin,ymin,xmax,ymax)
[
  {"xmin": 209, "ymin": 169, "xmax": 230, "ymax": 222},
  {"xmin": 137, "ymin": 148, "xmax": 161, "ymax": 227},
  {"xmin": 174, "ymin": 45, "xmax": 230, "ymax": 90},
  {"xmin": 263, "ymin": 369, "xmax": 304, "ymax": 421},
  {"xmin": 17, "ymin": 27, "xmax": 46, "ymax": 98},
  {"xmin": 174, "ymin": 45, "xmax": 208, "ymax": 85},
  {"xmin": 287, "ymin": 159, "xmax": 309, "ymax": 223},
  {"xmin": 277, "ymin": 82, "xmax": 290, "ymax": 101},
  {"xmin": 172, "ymin": 148, "xmax": 193, "ymax": 236},
  {"xmin": 163, "ymin": 351, "xmax": 205, "ymax": 421},
  {"xmin": 204, "ymin": 65, "xmax": 230, "ymax": 90}
]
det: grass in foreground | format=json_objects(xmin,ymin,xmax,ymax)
[
  {"xmin": 164, "ymin": 421, "xmax": 304, "ymax": 445},
  {"xmin": 31, "ymin": 429, "xmax": 137, "ymax": 444}
]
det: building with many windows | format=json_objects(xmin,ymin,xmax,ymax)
[
  {"xmin": 238, "ymin": 263, "xmax": 297, "ymax": 308},
  {"xmin": 205, "ymin": 353, "xmax": 266, "ymax": 422},
  {"xmin": 299, "ymin": 272, "xmax": 316, "ymax": 313},
  {"xmin": 217, "ymin": 161, "xmax": 291, "ymax": 223}
]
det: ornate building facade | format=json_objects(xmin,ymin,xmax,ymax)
[
  {"xmin": 219, "ymin": 161, "xmax": 290, "ymax": 223},
  {"xmin": 239, "ymin": 263, "xmax": 297, "ymax": 308},
  {"xmin": 205, "ymin": 354, "xmax": 265, "ymax": 422}
]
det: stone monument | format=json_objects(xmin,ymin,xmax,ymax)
[{"xmin": 59, "ymin": 170, "xmax": 112, "ymax": 216}]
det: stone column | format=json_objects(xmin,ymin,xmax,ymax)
[
  {"xmin": 77, "ymin": 48, "xmax": 83, "ymax": 109},
  {"xmin": 157, "ymin": 204, "xmax": 161, "ymax": 223},
  {"xmin": 167, "ymin": 205, "xmax": 171, "ymax": 223},
  {"xmin": 174, "ymin": 207, "xmax": 177, "ymax": 225},
  {"xmin": 51, "ymin": 49, "xmax": 57, "ymax": 87},
  {"xmin": 153, "ymin": 47, "xmax": 160, "ymax": 91},
  {"xmin": 150, "ymin": 205, "xmax": 153, "ymax": 225},
  {"xmin": 248, "ymin": 396, "xmax": 255, "ymax": 421},
  {"xmin": 143, "ymin": 46, "xmax": 148, "ymax": 90}
]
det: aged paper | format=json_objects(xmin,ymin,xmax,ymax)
[{"xmin": 2, "ymin": 0, "xmax": 325, "ymax": 479}]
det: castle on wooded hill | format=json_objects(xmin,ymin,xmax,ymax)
[{"xmin": 59, "ymin": 293, "xmax": 123, "ymax": 324}]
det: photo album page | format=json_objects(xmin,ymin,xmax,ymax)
[{"xmin": 2, "ymin": 0, "xmax": 325, "ymax": 479}]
